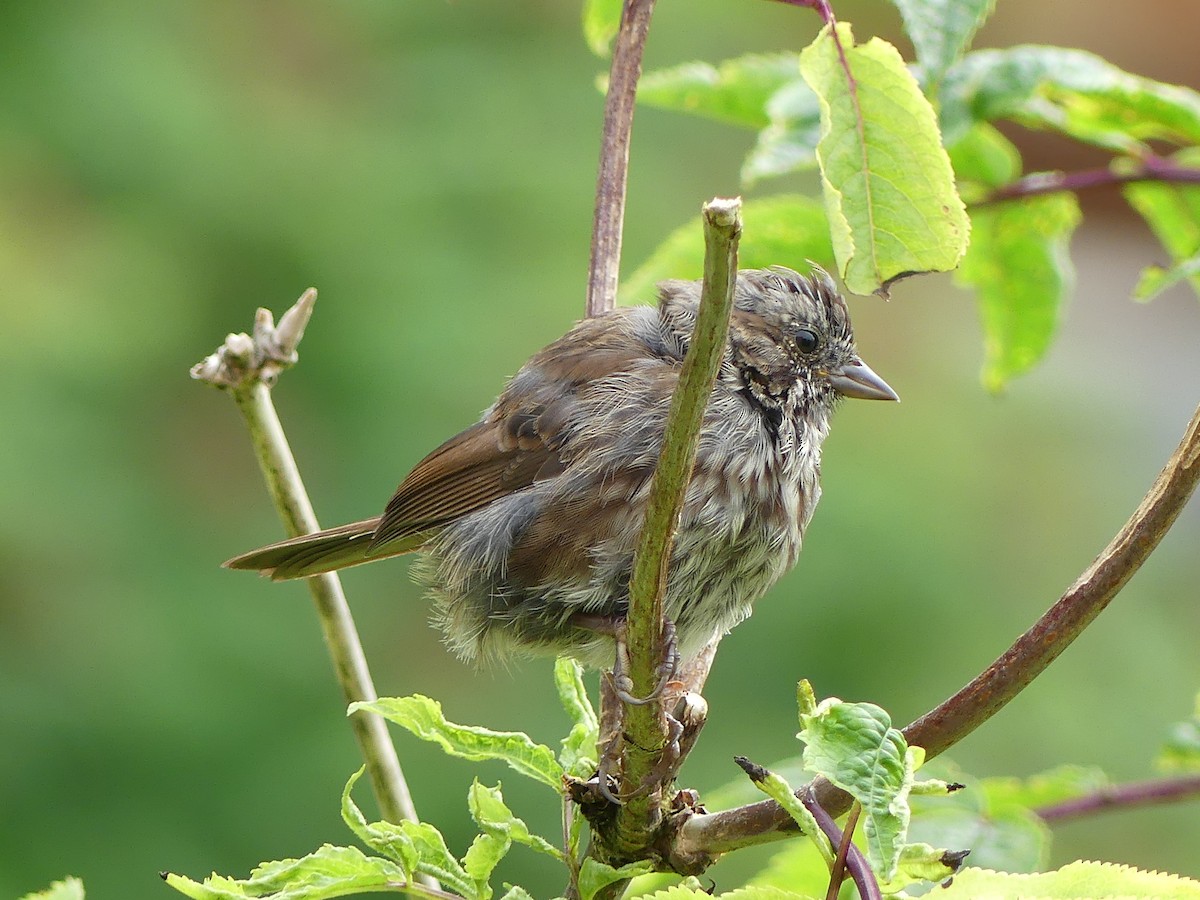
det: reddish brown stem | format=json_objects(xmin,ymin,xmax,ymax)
[
  {"xmin": 977, "ymin": 156, "xmax": 1200, "ymax": 206},
  {"xmin": 1035, "ymin": 774, "xmax": 1200, "ymax": 823},
  {"xmin": 586, "ymin": 0, "xmax": 657, "ymax": 318},
  {"xmin": 803, "ymin": 790, "xmax": 880, "ymax": 900}
]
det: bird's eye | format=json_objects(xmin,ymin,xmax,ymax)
[{"xmin": 795, "ymin": 328, "xmax": 820, "ymax": 354}]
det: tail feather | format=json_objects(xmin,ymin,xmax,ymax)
[{"xmin": 223, "ymin": 517, "xmax": 428, "ymax": 580}]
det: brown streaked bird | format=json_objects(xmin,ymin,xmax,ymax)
[{"xmin": 226, "ymin": 267, "xmax": 898, "ymax": 669}]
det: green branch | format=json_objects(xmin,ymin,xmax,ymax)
[{"xmin": 605, "ymin": 198, "xmax": 742, "ymax": 860}]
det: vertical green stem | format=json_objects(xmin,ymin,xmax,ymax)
[{"xmin": 609, "ymin": 198, "xmax": 742, "ymax": 858}]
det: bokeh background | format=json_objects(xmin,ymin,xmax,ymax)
[{"xmin": 3, "ymin": 1, "xmax": 1199, "ymax": 896}]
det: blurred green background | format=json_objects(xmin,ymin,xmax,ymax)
[{"xmin": 2, "ymin": 1, "xmax": 1199, "ymax": 896}]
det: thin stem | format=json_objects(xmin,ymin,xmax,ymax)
[
  {"xmin": 586, "ymin": 0, "xmax": 657, "ymax": 317},
  {"xmin": 977, "ymin": 156, "xmax": 1200, "ymax": 207},
  {"xmin": 193, "ymin": 294, "xmax": 424, "ymax": 873},
  {"xmin": 826, "ymin": 803, "xmax": 861, "ymax": 900},
  {"xmin": 1035, "ymin": 774, "xmax": 1200, "ymax": 823},
  {"xmin": 230, "ymin": 381, "xmax": 420, "ymax": 829},
  {"xmin": 802, "ymin": 791, "xmax": 880, "ymax": 900},
  {"xmin": 604, "ymin": 198, "xmax": 742, "ymax": 860},
  {"xmin": 670, "ymin": 399, "xmax": 1200, "ymax": 860}
]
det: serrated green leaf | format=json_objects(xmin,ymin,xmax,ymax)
[
  {"xmin": 624, "ymin": 873, "xmax": 709, "ymax": 898},
  {"xmin": 940, "ymin": 46, "xmax": 1200, "ymax": 152},
  {"xmin": 639, "ymin": 54, "xmax": 802, "ymax": 130},
  {"xmin": 800, "ymin": 23, "xmax": 969, "ymax": 294},
  {"xmin": 340, "ymin": 767, "xmax": 419, "ymax": 876},
  {"xmin": 19, "ymin": 878, "xmax": 85, "ymax": 900},
  {"xmin": 577, "ymin": 858, "xmax": 656, "ymax": 900},
  {"xmin": 705, "ymin": 888, "xmax": 817, "ymax": 900},
  {"xmin": 955, "ymin": 192, "xmax": 1081, "ymax": 390},
  {"xmin": 554, "ymin": 658, "xmax": 599, "ymax": 777},
  {"xmin": 798, "ymin": 698, "xmax": 912, "ymax": 879},
  {"xmin": 947, "ymin": 123, "xmax": 1021, "ymax": 201},
  {"xmin": 163, "ymin": 845, "xmax": 408, "ymax": 900},
  {"xmin": 393, "ymin": 823, "xmax": 477, "ymax": 898},
  {"xmin": 582, "ymin": 0, "xmax": 622, "ymax": 57},
  {"xmin": 469, "ymin": 780, "xmax": 564, "ymax": 860},
  {"xmin": 622, "ymin": 195, "xmax": 833, "ymax": 303},
  {"xmin": 1159, "ymin": 693, "xmax": 1200, "ymax": 772},
  {"xmin": 937, "ymin": 859, "xmax": 1200, "ymax": 898},
  {"xmin": 352, "ymin": 696, "xmax": 564, "ymax": 791},
  {"xmin": 633, "ymin": 888, "xmax": 724, "ymax": 900},
  {"xmin": 890, "ymin": 0, "xmax": 995, "ymax": 90},
  {"xmin": 340, "ymin": 767, "xmax": 480, "ymax": 897},
  {"xmin": 497, "ymin": 887, "xmax": 536, "ymax": 900}
]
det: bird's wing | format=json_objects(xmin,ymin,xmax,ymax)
[{"xmin": 368, "ymin": 317, "xmax": 660, "ymax": 554}]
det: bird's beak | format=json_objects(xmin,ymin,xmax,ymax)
[{"xmin": 827, "ymin": 358, "xmax": 899, "ymax": 402}]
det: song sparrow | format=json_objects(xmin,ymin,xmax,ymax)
[{"xmin": 226, "ymin": 266, "xmax": 897, "ymax": 669}]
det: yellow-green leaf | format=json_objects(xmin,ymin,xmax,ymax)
[{"xmin": 800, "ymin": 22, "xmax": 969, "ymax": 294}]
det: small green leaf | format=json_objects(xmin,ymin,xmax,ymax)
[
  {"xmin": 497, "ymin": 887, "xmax": 536, "ymax": 900},
  {"xmin": 394, "ymin": 823, "xmax": 477, "ymax": 899},
  {"xmin": 742, "ymin": 80, "xmax": 822, "ymax": 184},
  {"xmin": 462, "ymin": 832, "xmax": 507, "ymax": 896},
  {"xmin": 935, "ymin": 859, "xmax": 1200, "ymax": 898},
  {"xmin": 554, "ymin": 658, "xmax": 599, "ymax": 777},
  {"xmin": 890, "ymin": 0, "xmax": 996, "ymax": 90},
  {"xmin": 798, "ymin": 698, "xmax": 912, "ymax": 879},
  {"xmin": 340, "ymin": 767, "xmax": 481, "ymax": 897},
  {"xmin": 940, "ymin": 46, "xmax": 1200, "ymax": 151},
  {"xmin": 739, "ymin": 759, "xmax": 834, "ymax": 866},
  {"xmin": 582, "ymin": 0, "xmax": 622, "ymax": 57},
  {"xmin": 796, "ymin": 680, "xmax": 817, "ymax": 719},
  {"xmin": 340, "ymin": 767, "xmax": 419, "ymax": 876},
  {"xmin": 947, "ymin": 123, "xmax": 1022, "ymax": 200},
  {"xmin": 1159, "ymin": 693, "xmax": 1200, "ymax": 772},
  {"xmin": 1126, "ymin": 152, "xmax": 1200, "ymax": 301},
  {"xmin": 469, "ymin": 780, "xmax": 564, "ymax": 860},
  {"xmin": 877, "ymin": 842, "xmax": 962, "ymax": 893},
  {"xmin": 623, "ymin": 195, "xmax": 833, "ymax": 303},
  {"xmin": 639, "ymin": 54, "xmax": 802, "ymax": 130},
  {"xmin": 800, "ymin": 23, "xmax": 970, "ymax": 294},
  {"xmin": 578, "ymin": 858, "xmax": 656, "ymax": 900},
  {"xmin": 956, "ymin": 192, "xmax": 1081, "ymax": 390},
  {"xmin": 19, "ymin": 878, "xmax": 85, "ymax": 900},
  {"xmin": 163, "ymin": 845, "xmax": 408, "ymax": 900},
  {"xmin": 352, "ymin": 696, "xmax": 564, "ymax": 791}
]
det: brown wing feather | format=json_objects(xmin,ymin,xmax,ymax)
[
  {"xmin": 368, "ymin": 417, "xmax": 562, "ymax": 552},
  {"xmin": 364, "ymin": 323, "xmax": 649, "ymax": 553},
  {"xmin": 224, "ymin": 517, "xmax": 428, "ymax": 580}
]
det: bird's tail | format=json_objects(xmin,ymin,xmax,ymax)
[{"xmin": 223, "ymin": 517, "xmax": 427, "ymax": 580}]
